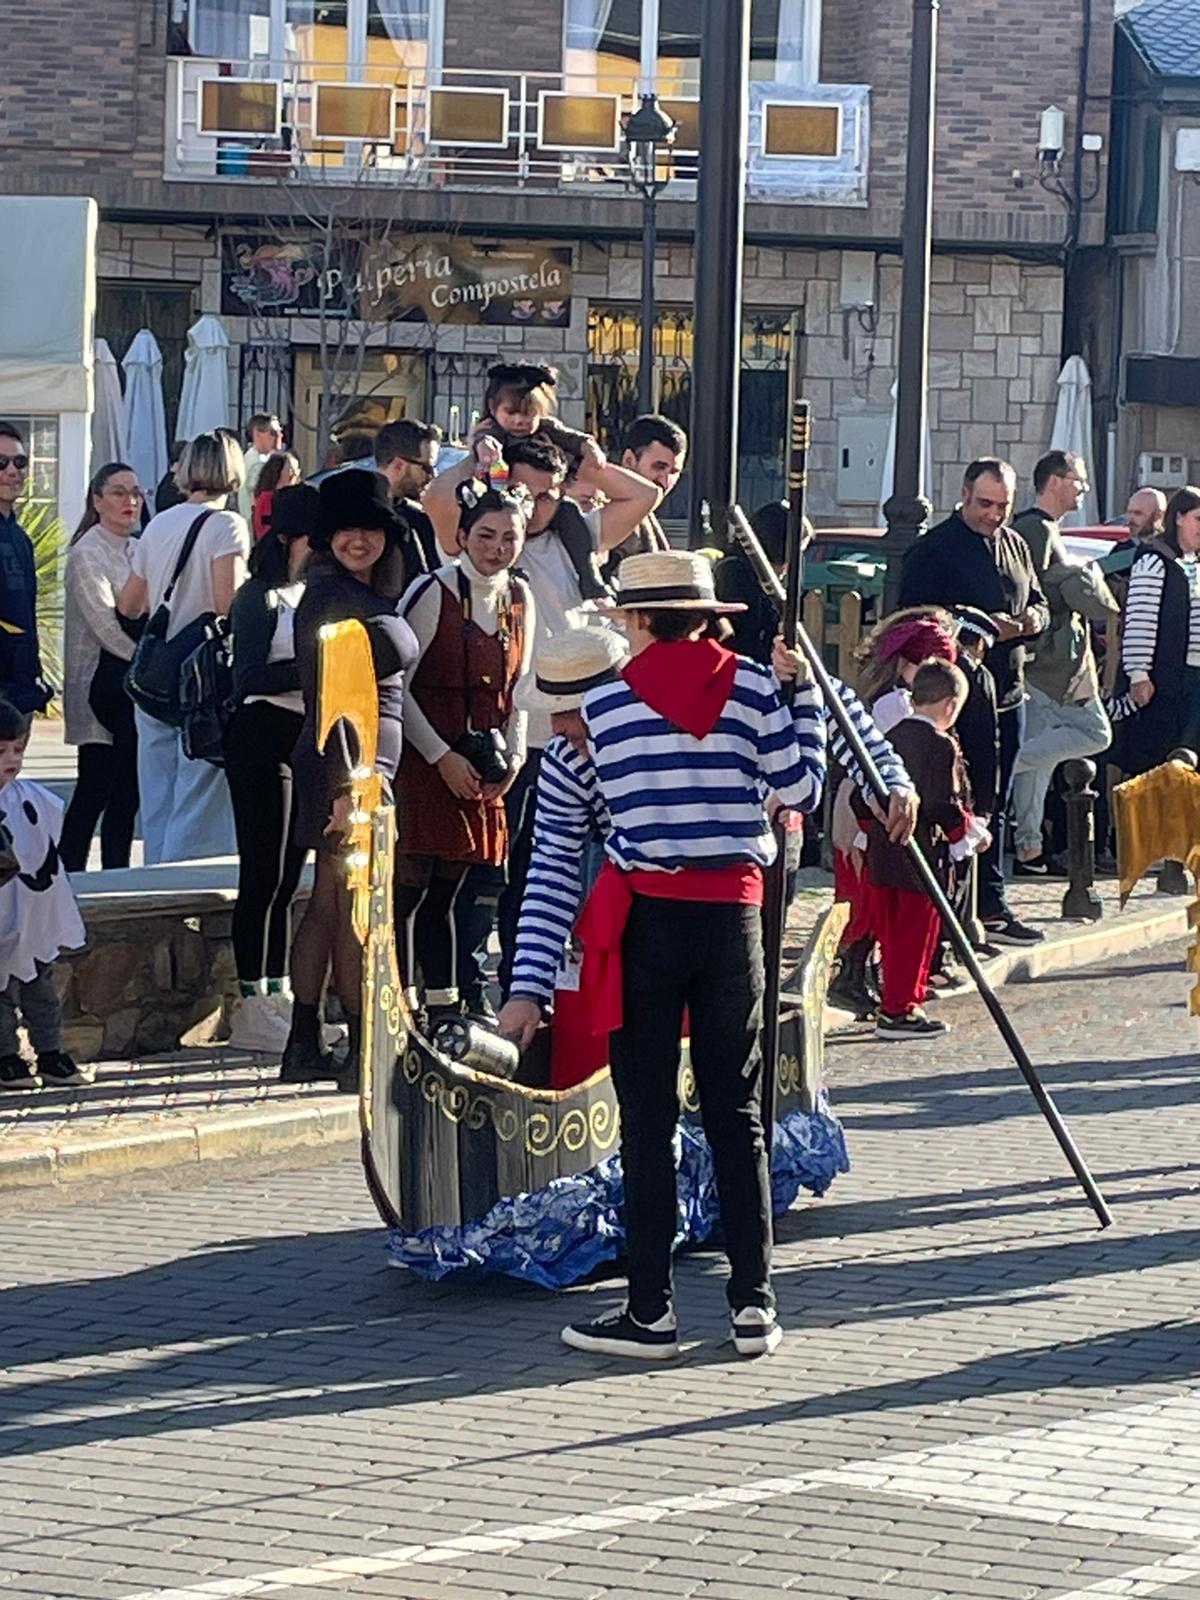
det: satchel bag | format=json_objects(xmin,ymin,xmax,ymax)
[
  {"xmin": 179, "ymin": 616, "xmax": 235, "ymax": 767},
  {"xmin": 124, "ymin": 509, "xmax": 215, "ymax": 728}
]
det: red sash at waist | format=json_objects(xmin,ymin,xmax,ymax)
[{"xmin": 576, "ymin": 860, "xmax": 764, "ymax": 1036}]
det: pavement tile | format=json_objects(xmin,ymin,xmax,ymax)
[{"xmin": 5, "ymin": 946, "xmax": 1200, "ymax": 1599}]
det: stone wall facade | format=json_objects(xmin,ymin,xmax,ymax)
[
  {"xmin": 94, "ymin": 221, "xmax": 1064, "ymax": 518},
  {"xmin": 55, "ymin": 902, "xmax": 241, "ymax": 1062}
]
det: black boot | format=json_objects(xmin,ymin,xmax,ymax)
[
  {"xmin": 826, "ymin": 939, "xmax": 877, "ymax": 1020},
  {"xmin": 337, "ymin": 1012, "xmax": 362, "ymax": 1094},
  {"xmin": 280, "ymin": 1002, "xmax": 337, "ymax": 1084}
]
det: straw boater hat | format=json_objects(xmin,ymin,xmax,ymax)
[
  {"xmin": 614, "ymin": 550, "xmax": 746, "ymax": 613},
  {"xmin": 524, "ymin": 627, "xmax": 630, "ymax": 714}
]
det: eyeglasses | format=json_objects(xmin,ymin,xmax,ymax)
[
  {"xmin": 0, "ymin": 455, "xmax": 29, "ymax": 472},
  {"xmin": 399, "ymin": 456, "xmax": 435, "ymax": 477}
]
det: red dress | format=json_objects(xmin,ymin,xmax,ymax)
[{"xmin": 396, "ymin": 571, "xmax": 527, "ymax": 866}]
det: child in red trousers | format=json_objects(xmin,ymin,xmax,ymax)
[{"xmin": 855, "ymin": 659, "xmax": 989, "ymax": 1040}]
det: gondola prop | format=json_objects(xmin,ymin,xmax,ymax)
[
  {"xmin": 1113, "ymin": 753, "xmax": 1200, "ymax": 1013},
  {"xmin": 316, "ymin": 619, "xmax": 850, "ymax": 1290},
  {"xmin": 728, "ymin": 503, "xmax": 1113, "ymax": 1229}
]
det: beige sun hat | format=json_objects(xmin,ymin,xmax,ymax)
[
  {"xmin": 524, "ymin": 626, "xmax": 630, "ymax": 713},
  {"xmin": 614, "ymin": 549, "xmax": 746, "ymax": 613}
]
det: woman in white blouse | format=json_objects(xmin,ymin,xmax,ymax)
[
  {"xmin": 118, "ymin": 433, "xmax": 250, "ymax": 865},
  {"xmin": 60, "ymin": 463, "xmax": 144, "ymax": 871}
]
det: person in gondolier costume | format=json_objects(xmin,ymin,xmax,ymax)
[{"xmin": 500, "ymin": 550, "xmax": 913, "ymax": 1359}]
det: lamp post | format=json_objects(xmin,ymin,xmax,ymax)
[
  {"xmin": 624, "ymin": 93, "xmax": 677, "ymax": 417},
  {"xmin": 689, "ymin": 0, "xmax": 751, "ymax": 542},
  {"xmin": 880, "ymin": 0, "xmax": 939, "ymax": 611}
]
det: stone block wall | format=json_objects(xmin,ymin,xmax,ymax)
[
  {"xmin": 582, "ymin": 239, "xmax": 1065, "ymax": 521},
  {"xmin": 54, "ymin": 905, "xmax": 240, "ymax": 1063}
]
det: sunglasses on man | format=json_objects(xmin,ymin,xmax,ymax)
[{"xmin": 0, "ymin": 455, "xmax": 29, "ymax": 472}]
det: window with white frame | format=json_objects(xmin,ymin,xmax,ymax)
[
  {"xmin": 564, "ymin": 0, "xmax": 821, "ymax": 97},
  {"xmin": 174, "ymin": 0, "xmax": 435, "ymax": 71}
]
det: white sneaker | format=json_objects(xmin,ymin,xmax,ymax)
[
  {"xmin": 730, "ymin": 1306, "xmax": 784, "ymax": 1357},
  {"xmin": 228, "ymin": 994, "xmax": 293, "ymax": 1056}
]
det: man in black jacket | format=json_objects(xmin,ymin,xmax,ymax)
[
  {"xmin": 0, "ymin": 424, "xmax": 50, "ymax": 716},
  {"xmin": 898, "ymin": 458, "xmax": 1049, "ymax": 946}
]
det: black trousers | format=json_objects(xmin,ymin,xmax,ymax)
[
  {"xmin": 61, "ymin": 734, "xmax": 140, "ymax": 872},
  {"xmin": 978, "ymin": 703, "xmax": 1025, "ymax": 922},
  {"xmin": 611, "ymin": 896, "xmax": 773, "ymax": 1323},
  {"xmin": 497, "ymin": 748, "xmax": 543, "ymax": 999},
  {"xmin": 224, "ymin": 700, "xmax": 306, "ymax": 983}
]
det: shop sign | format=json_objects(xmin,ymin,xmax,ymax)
[
  {"xmin": 222, "ymin": 236, "xmax": 335, "ymax": 316},
  {"xmin": 222, "ymin": 234, "xmax": 571, "ymax": 326}
]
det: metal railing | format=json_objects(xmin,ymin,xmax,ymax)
[{"xmin": 164, "ymin": 57, "xmax": 869, "ymax": 203}]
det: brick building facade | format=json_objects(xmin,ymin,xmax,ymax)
[{"xmin": 1, "ymin": 0, "xmax": 1111, "ymax": 525}]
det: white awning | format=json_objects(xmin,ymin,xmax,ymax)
[{"xmin": 0, "ymin": 196, "xmax": 96, "ymax": 414}]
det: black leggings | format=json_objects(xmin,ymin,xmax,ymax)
[
  {"xmin": 61, "ymin": 734, "xmax": 140, "ymax": 871},
  {"xmin": 394, "ymin": 856, "xmax": 468, "ymax": 1002},
  {"xmin": 224, "ymin": 700, "xmax": 306, "ymax": 983}
]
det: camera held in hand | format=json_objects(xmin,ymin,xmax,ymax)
[{"xmin": 453, "ymin": 727, "xmax": 512, "ymax": 786}]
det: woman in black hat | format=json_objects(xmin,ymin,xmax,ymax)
[
  {"xmin": 283, "ymin": 471, "xmax": 419, "ymax": 1085},
  {"xmin": 223, "ymin": 484, "xmax": 319, "ymax": 1057}
]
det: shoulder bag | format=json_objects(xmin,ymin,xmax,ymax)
[{"xmin": 125, "ymin": 509, "xmax": 214, "ymax": 727}]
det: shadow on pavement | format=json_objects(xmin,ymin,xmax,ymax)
[{"xmin": 1, "ymin": 1157, "xmax": 1199, "ymax": 1459}]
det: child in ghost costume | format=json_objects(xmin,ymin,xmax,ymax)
[{"xmin": 0, "ymin": 701, "xmax": 86, "ymax": 1090}]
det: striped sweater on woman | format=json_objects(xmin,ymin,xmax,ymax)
[
  {"xmin": 509, "ymin": 666, "xmax": 911, "ymax": 1005},
  {"xmin": 1122, "ymin": 548, "xmax": 1200, "ymax": 679}
]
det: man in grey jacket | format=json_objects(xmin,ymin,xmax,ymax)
[{"xmin": 1010, "ymin": 450, "xmax": 1119, "ymax": 874}]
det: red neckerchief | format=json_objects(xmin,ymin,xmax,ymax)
[{"xmin": 621, "ymin": 637, "xmax": 738, "ymax": 739}]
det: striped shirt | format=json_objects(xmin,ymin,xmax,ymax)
[
  {"xmin": 509, "ymin": 667, "xmax": 910, "ymax": 1004},
  {"xmin": 1123, "ymin": 549, "xmax": 1200, "ymax": 678}
]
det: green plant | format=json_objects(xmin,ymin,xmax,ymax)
[{"xmin": 18, "ymin": 499, "xmax": 67, "ymax": 694}]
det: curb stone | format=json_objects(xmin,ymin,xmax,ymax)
[{"xmin": 0, "ymin": 904, "xmax": 1187, "ymax": 1192}]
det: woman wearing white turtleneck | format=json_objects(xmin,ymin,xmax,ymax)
[
  {"xmin": 60, "ymin": 463, "xmax": 144, "ymax": 871},
  {"xmin": 394, "ymin": 481, "xmax": 535, "ymax": 1016}
]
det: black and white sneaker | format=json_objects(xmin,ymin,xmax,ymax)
[
  {"xmin": 36, "ymin": 1052, "xmax": 88, "ymax": 1087},
  {"xmin": 561, "ymin": 1306, "xmax": 679, "ymax": 1360},
  {"xmin": 983, "ymin": 915, "xmax": 1045, "ymax": 947},
  {"xmin": 1013, "ymin": 854, "xmax": 1067, "ymax": 879},
  {"xmin": 0, "ymin": 1053, "xmax": 39, "ymax": 1091},
  {"xmin": 875, "ymin": 1009, "xmax": 948, "ymax": 1040},
  {"xmin": 731, "ymin": 1306, "xmax": 783, "ymax": 1357}
]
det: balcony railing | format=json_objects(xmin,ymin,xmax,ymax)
[{"xmin": 164, "ymin": 59, "xmax": 869, "ymax": 206}]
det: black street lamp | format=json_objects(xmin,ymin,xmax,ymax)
[
  {"xmin": 881, "ymin": 0, "xmax": 940, "ymax": 611},
  {"xmin": 623, "ymin": 93, "xmax": 677, "ymax": 417}
]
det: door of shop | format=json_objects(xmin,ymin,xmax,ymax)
[
  {"xmin": 587, "ymin": 306, "xmax": 798, "ymax": 535},
  {"xmin": 96, "ymin": 282, "xmax": 197, "ymax": 448},
  {"xmin": 293, "ymin": 348, "xmax": 428, "ymax": 474}
]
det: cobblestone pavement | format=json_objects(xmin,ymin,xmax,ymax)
[
  {"xmin": 2, "ymin": 944, "xmax": 1200, "ymax": 1599},
  {"xmin": 0, "ymin": 868, "xmax": 1179, "ymax": 1171}
]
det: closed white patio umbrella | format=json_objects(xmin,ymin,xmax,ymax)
[
  {"xmin": 121, "ymin": 329, "xmax": 168, "ymax": 502},
  {"xmin": 1050, "ymin": 355, "xmax": 1098, "ymax": 527},
  {"xmin": 176, "ymin": 315, "xmax": 232, "ymax": 442},
  {"xmin": 90, "ymin": 338, "xmax": 127, "ymax": 473}
]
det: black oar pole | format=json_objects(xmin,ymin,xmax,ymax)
[
  {"xmin": 761, "ymin": 400, "xmax": 811, "ymax": 1152},
  {"xmin": 729, "ymin": 503, "xmax": 1112, "ymax": 1230}
]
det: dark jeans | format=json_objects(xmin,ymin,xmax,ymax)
[
  {"xmin": 978, "ymin": 701, "xmax": 1025, "ymax": 922},
  {"xmin": 0, "ymin": 959, "xmax": 60, "ymax": 1055},
  {"xmin": 61, "ymin": 735, "xmax": 140, "ymax": 872},
  {"xmin": 610, "ymin": 896, "xmax": 772, "ymax": 1323},
  {"xmin": 497, "ymin": 748, "xmax": 543, "ymax": 1000},
  {"xmin": 224, "ymin": 700, "xmax": 306, "ymax": 983}
]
